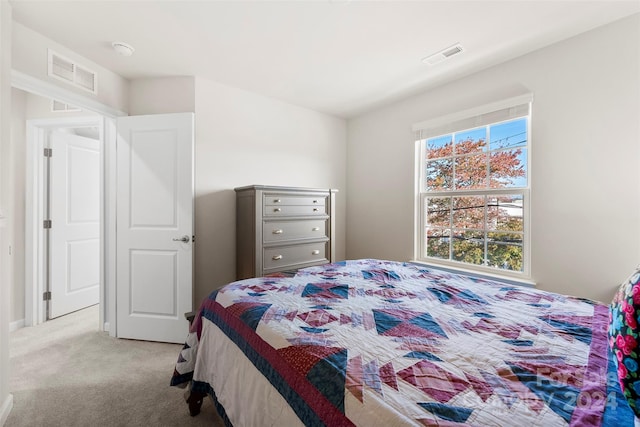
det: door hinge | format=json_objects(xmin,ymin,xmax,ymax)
[
  {"xmin": 43, "ymin": 219, "xmax": 52, "ymax": 229},
  {"xmin": 44, "ymin": 148, "xmax": 52, "ymax": 157},
  {"xmin": 43, "ymin": 291, "xmax": 52, "ymax": 301}
]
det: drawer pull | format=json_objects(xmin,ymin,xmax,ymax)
[
  {"xmin": 274, "ymin": 199, "xmax": 281, "ymax": 203},
  {"xmin": 312, "ymin": 227, "xmax": 320, "ymax": 231},
  {"xmin": 274, "ymin": 208, "xmax": 282, "ymax": 212},
  {"xmin": 272, "ymin": 255, "xmax": 283, "ymax": 261},
  {"xmin": 312, "ymin": 208, "xmax": 319, "ymax": 212},
  {"xmin": 273, "ymin": 229, "xmax": 284, "ymax": 234},
  {"xmin": 313, "ymin": 200, "xmax": 318, "ymax": 204},
  {"xmin": 312, "ymin": 250, "xmax": 320, "ymax": 255}
]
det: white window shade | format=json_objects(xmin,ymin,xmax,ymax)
[{"xmin": 413, "ymin": 93, "xmax": 533, "ymax": 139}]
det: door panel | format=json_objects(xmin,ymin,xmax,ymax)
[
  {"xmin": 130, "ymin": 130, "xmax": 178, "ymax": 228},
  {"xmin": 49, "ymin": 131, "xmax": 100, "ymax": 318},
  {"xmin": 130, "ymin": 250, "xmax": 178, "ymax": 316},
  {"xmin": 116, "ymin": 113, "xmax": 194, "ymax": 343},
  {"xmin": 67, "ymin": 239, "xmax": 100, "ymax": 291}
]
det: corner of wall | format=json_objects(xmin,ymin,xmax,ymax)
[{"xmin": 0, "ymin": 1, "xmax": 14, "ymax": 424}]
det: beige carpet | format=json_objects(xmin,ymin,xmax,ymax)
[{"xmin": 6, "ymin": 305, "xmax": 223, "ymax": 426}]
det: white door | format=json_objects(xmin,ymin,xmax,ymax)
[
  {"xmin": 116, "ymin": 113, "xmax": 194, "ymax": 343},
  {"xmin": 49, "ymin": 130, "xmax": 101, "ymax": 318}
]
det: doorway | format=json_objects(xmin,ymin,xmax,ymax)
[
  {"xmin": 47, "ymin": 125, "xmax": 101, "ymax": 319},
  {"xmin": 11, "ymin": 68, "xmax": 124, "ymax": 335},
  {"xmin": 22, "ymin": 96, "xmax": 104, "ymax": 326},
  {"xmin": 11, "ymin": 71, "xmax": 192, "ymax": 340}
]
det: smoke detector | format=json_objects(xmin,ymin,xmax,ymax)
[
  {"xmin": 422, "ymin": 43, "xmax": 464, "ymax": 66},
  {"xmin": 112, "ymin": 41, "xmax": 135, "ymax": 57}
]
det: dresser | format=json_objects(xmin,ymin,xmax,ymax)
[{"xmin": 235, "ymin": 185, "xmax": 337, "ymax": 279}]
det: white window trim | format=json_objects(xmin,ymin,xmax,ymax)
[{"xmin": 413, "ymin": 94, "xmax": 533, "ymax": 281}]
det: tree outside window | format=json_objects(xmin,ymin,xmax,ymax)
[{"xmin": 421, "ymin": 117, "xmax": 528, "ymax": 273}]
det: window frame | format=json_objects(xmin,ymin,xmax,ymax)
[{"xmin": 413, "ymin": 95, "xmax": 532, "ymax": 280}]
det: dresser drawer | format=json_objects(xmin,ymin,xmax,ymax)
[
  {"xmin": 264, "ymin": 195, "xmax": 326, "ymax": 207},
  {"xmin": 264, "ymin": 205, "xmax": 327, "ymax": 217},
  {"xmin": 263, "ymin": 220, "xmax": 327, "ymax": 243},
  {"xmin": 263, "ymin": 242, "xmax": 328, "ymax": 270}
]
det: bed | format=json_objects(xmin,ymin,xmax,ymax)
[{"xmin": 171, "ymin": 259, "xmax": 637, "ymax": 426}]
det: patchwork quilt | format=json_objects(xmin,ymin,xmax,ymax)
[{"xmin": 171, "ymin": 259, "xmax": 634, "ymax": 426}]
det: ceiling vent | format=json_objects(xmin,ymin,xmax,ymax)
[
  {"xmin": 422, "ymin": 43, "xmax": 464, "ymax": 66},
  {"xmin": 48, "ymin": 49, "xmax": 98, "ymax": 94}
]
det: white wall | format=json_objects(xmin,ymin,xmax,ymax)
[
  {"xmin": 12, "ymin": 22, "xmax": 129, "ymax": 113},
  {"xmin": 347, "ymin": 14, "xmax": 640, "ymax": 303},
  {"xmin": 193, "ymin": 77, "xmax": 347, "ymax": 306},
  {"xmin": 9, "ymin": 88, "xmax": 25, "ymax": 326},
  {"xmin": 129, "ymin": 76, "xmax": 195, "ymax": 115},
  {"xmin": 0, "ymin": 1, "xmax": 13, "ymax": 424}
]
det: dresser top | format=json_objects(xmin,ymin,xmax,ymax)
[{"xmin": 234, "ymin": 185, "xmax": 338, "ymax": 193}]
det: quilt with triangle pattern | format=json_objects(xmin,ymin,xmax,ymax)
[{"xmin": 171, "ymin": 259, "xmax": 634, "ymax": 426}]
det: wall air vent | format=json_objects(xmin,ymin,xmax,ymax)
[
  {"xmin": 48, "ymin": 49, "xmax": 98, "ymax": 94},
  {"xmin": 442, "ymin": 45, "xmax": 463, "ymax": 58},
  {"xmin": 51, "ymin": 99, "xmax": 81, "ymax": 113},
  {"xmin": 422, "ymin": 43, "xmax": 464, "ymax": 66},
  {"xmin": 50, "ymin": 53, "xmax": 74, "ymax": 82},
  {"xmin": 74, "ymin": 66, "xmax": 97, "ymax": 93}
]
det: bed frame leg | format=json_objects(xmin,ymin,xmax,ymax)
[{"xmin": 185, "ymin": 390, "xmax": 206, "ymax": 416}]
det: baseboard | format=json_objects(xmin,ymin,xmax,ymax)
[
  {"xmin": 103, "ymin": 322, "xmax": 109, "ymax": 332},
  {"xmin": 9, "ymin": 319, "xmax": 24, "ymax": 333},
  {"xmin": 0, "ymin": 394, "xmax": 13, "ymax": 426}
]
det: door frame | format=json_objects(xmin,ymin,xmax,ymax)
[
  {"xmin": 13, "ymin": 70, "xmax": 125, "ymax": 336},
  {"xmin": 25, "ymin": 116, "xmax": 103, "ymax": 326}
]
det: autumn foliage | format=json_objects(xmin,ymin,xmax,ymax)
[{"xmin": 425, "ymin": 134, "xmax": 526, "ymax": 271}]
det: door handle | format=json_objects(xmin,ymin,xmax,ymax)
[{"xmin": 173, "ymin": 235, "xmax": 190, "ymax": 243}]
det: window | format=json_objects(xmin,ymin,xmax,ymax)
[{"xmin": 414, "ymin": 95, "xmax": 532, "ymax": 277}]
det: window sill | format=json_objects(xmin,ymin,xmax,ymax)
[{"xmin": 408, "ymin": 259, "xmax": 536, "ymax": 288}]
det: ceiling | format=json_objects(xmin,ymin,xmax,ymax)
[{"xmin": 10, "ymin": 1, "xmax": 640, "ymax": 118}]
